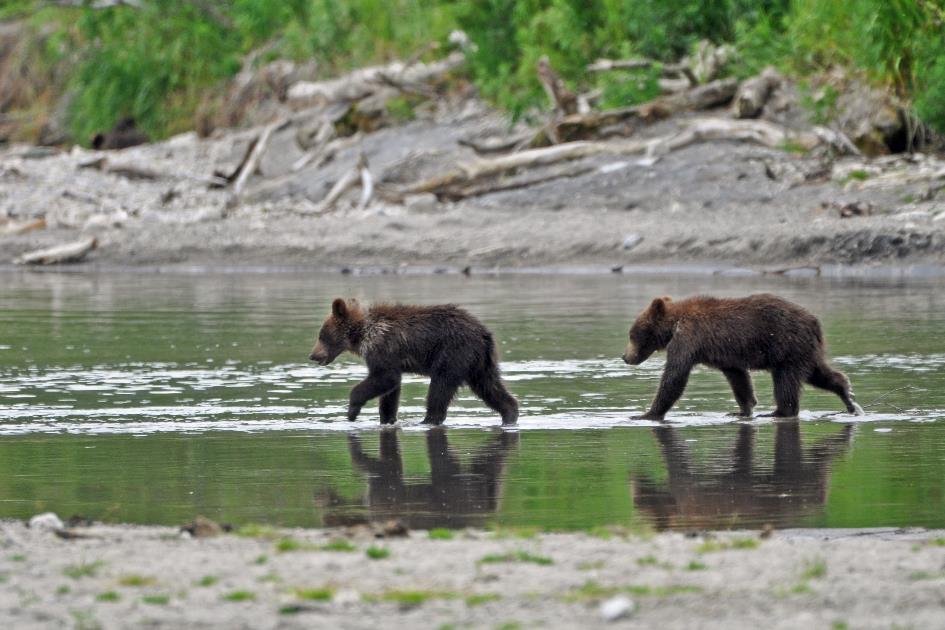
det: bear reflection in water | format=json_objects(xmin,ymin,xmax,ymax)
[
  {"xmin": 319, "ymin": 428, "xmax": 518, "ymax": 529},
  {"xmin": 632, "ymin": 422, "xmax": 853, "ymax": 530}
]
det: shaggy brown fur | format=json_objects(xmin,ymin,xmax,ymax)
[
  {"xmin": 623, "ymin": 294, "xmax": 864, "ymax": 420},
  {"xmin": 310, "ymin": 298, "xmax": 518, "ymax": 425}
]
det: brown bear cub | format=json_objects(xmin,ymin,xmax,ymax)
[
  {"xmin": 623, "ymin": 294, "xmax": 864, "ymax": 420},
  {"xmin": 310, "ymin": 298, "xmax": 519, "ymax": 425}
]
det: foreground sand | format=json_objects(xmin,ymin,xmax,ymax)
[{"xmin": 2, "ymin": 521, "xmax": 944, "ymax": 629}]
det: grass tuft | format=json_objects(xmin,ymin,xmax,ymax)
[
  {"xmin": 295, "ymin": 587, "xmax": 333, "ymax": 601},
  {"xmin": 222, "ymin": 590, "xmax": 256, "ymax": 602},
  {"xmin": 118, "ymin": 574, "xmax": 155, "ymax": 587},
  {"xmin": 95, "ymin": 591, "xmax": 120, "ymax": 602},
  {"xmin": 63, "ymin": 561, "xmax": 104, "ymax": 579},
  {"xmin": 428, "ymin": 528, "xmax": 454, "ymax": 540},
  {"xmin": 366, "ymin": 546, "xmax": 390, "ymax": 560},
  {"xmin": 480, "ymin": 551, "xmax": 553, "ymax": 566}
]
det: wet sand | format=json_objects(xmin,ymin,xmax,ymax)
[{"xmin": 2, "ymin": 520, "xmax": 943, "ymax": 629}]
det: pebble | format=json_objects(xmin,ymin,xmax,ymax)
[
  {"xmin": 599, "ymin": 595, "xmax": 635, "ymax": 621},
  {"xmin": 621, "ymin": 233, "xmax": 643, "ymax": 251}
]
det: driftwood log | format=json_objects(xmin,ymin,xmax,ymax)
[
  {"xmin": 403, "ymin": 118, "xmax": 824, "ymax": 200},
  {"xmin": 733, "ymin": 68, "xmax": 782, "ymax": 119},
  {"xmin": 14, "ymin": 237, "xmax": 97, "ymax": 265},
  {"xmin": 1, "ymin": 217, "xmax": 46, "ymax": 236},
  {"xmin": 287, "ymin": 52, "xmax": 465, "ymax": 107}
]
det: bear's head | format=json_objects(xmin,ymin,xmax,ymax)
[
  {"xmin": 623, "ymin": 296, "xmax": 674, "ymax": 365},
  {"xmin": 309, "ymin": 298, "xmax": 363, "ymax": 365}
]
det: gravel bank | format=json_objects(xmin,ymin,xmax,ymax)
[{"xmin": 2, "ymin": 521, "xmax": 944, "ymax": 629}]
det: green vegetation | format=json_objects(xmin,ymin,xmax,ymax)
[
  {"xmin": 321, "ymin": 539, "xmax": 357, "ymax": 552},
  {"xmin": 275, "ymin": 537, "xmax": 303, "ymax": 552},
  {"xmin": 254, "ymin": 554, "xmax": 268, "ymax": 565},
  {"xmin": 366, "ymin": 546, "xmax": 390, "ymax": 560},
  {"xmin": 295, "ymin": 587, "xmax": 334, "ymax": 601},
  {"xmin": 95, "ymin": 591, "xmax": 120, "ymax": 602},
  {"xmin": 197, "ymin": 575, "xmax": 218, "ymax": 587},
  {"xmin": 370, "ymin": 589, "xmax": 459, "ymax": 607},
  {"xmin": 564, "ymin": 580, "xmax": 702, "ymax": 602},
  {"xmin": 4, "ymin": 0, "xmax": 943, "ymax": 143},
  {"xmin": 480, "ymin": 551, "xmax": 553, "ymax": 566},
  {"xmin": 696, "ymin": 537, "xmax": 759, "ymax": 553},
  {"xmin": 800, "ymin": 557, "xmax": 827, "ymax": 580},
  {"xmin": 466, "ymin": 593, "xmax": 501, "ymax": 606},
  {"xmin": 428, "ymin": 528, "xmax": 454, "ymax": 540},
  {"xmin": 685, "ymin": 560, "xmax": 707, "ymax": 571},
  {"xmin": 118, "ymin": 574, "xmax": 156, "ymax": 587},
  {"xmin": 141, "ymin": 594, "xmax": 171, "ymax": 605},
  {"xmin": 10, "ymin": 554, "xmax": 27, "ymax": 562},
  {"xmin": 222, "ymin": 590, "xmax": 256, "ymax": 602},
  {"xmin": 237, "ymin": 524, "xmax": 280, "ymax": 539},
  {"xmin": 63, "ymin": 561, "xmax": 104, "ymax": 579}
]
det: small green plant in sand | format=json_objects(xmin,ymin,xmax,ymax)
[
  {"xmin": 578, "ymin": 560, "xmax": 606, "ymax": 571},
  {"xmin": 366, "ymin": 546, "xmax": 390, "ymax": 560},
  {"xmin": 696, "ymin": 537, "xmax": 759, "ymax": 553},
  {"xmin": 275, "ymin": 537, "xmax": 303, "ymax": 552},
  {"xmin": 480, "ymin": 551, "xmax": 553, "ymax": 566},
  {"xmin": 95, "ymin": 591, "xmax": 120, "ymax": 602},
  {"xmin": 10, "ymin": 554, "xmax": 26, "ymax": 562},
  {"xmin": 197, "ymin": 575, "xmax": 218, "ymax": 587},
  {"xmin": 222, "ymin": 590, "xmax": 256, "ymax": 602},
  {"xmin": 428, "ymin": 528, "xmax": 454, "ymax": 540},
  {"xmin": 488, "ymin": 525, "xmax": 540, "ymax": 539},
  {"xmin": 564, "ymin": 580, "xmax": 702, "ymax": 602},
  {"xmin": 118, "ymin": 574, "xmax": 156, "ymax": 587},
  {"xmin": 686, "ymin": 560, "xmax": 707, "ymax": 571},
  {"xmin": 237, "ymin": 523, "xmax": 280, "ymax": 539},
  {"xmin": 141, "ymin": 594, "xmax": 170, "ymax": 605},
  {"xmin": 56, "ymin": 585, "xmax": 70, "ymax": 595},
  {"xmin": 254, "ymin": 554, "xmax": 268, "ymax": 565},
  {"xmin": 295, "ymin": 587, "xmax": 334, "ymax": 601},
  {"xmin": 369, "ymin": 590, "xmax": 459, "ymax": 607},
  {"xmin": 465, "ymin": 593, "xmax": 501, "ymax": 606},
  {"xmin": 801, "ymin": 557, "xmax": 827, "ymax": 580},
  {"xmin": 321, "ymin": 539, "xmax": 357, "ymax": 552},
  {"xmin": 64, "ymin": 561, "xmax": 104, "ymax": 579}
]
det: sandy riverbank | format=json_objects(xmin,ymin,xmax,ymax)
[{"xmin": 2, "ymin": 520, "xmax": 943, "ymax": 629}]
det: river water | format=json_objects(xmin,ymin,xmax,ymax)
[{"xmin": 1, "ymin": 270, "xmax": 943, "ymax": 531}]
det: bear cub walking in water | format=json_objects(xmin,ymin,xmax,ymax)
[
  {"xmin": 310, "ymin": 299, "xmax": 519, "ymax": 425},
  {"xmin": 623, "ymin": 294, "xmax": 864, "ymax": 420}
]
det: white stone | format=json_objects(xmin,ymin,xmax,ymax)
[
  {"xmin": 621, "ymin": 233, "xmax": 643, "ymax": 251},
  {"xmin": 404, "ymin": 193, "xmax": 438, "ymax": 214},
  {"xmin": 28, "ymin": 512, "xmax": 63, "ymax": 531},
  {"xmin": 599, "ymin": 595, "xmax": 635, "ymax": 621}
]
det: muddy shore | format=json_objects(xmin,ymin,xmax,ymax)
[
  {"xmin": 2, "ymin": 104, "xmax": 944, "ymax": 274},
  {"xmin": 2, "ymin": 521, "xmax": 943, "ymax": 629}
]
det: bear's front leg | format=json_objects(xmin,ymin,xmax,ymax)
[
  {"xmin": 348, "ymin": 369, "xmax": 400, "ymax": 422},
  {"xmin": 636, "ymin": 349, "xmax": 693, "ymax": 421},
  {"xmin": 378, "ymin": 383, "xmax": 402, "ymax": 424}
]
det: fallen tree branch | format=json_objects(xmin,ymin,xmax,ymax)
[
  {"xmin": 14, "ymin": 237, "xmax": 97, "ymax": 265},
  {"xmin": 232, "ymin": 119, "xmax": 285, "ymax": 197},
  {"xmin": 403, "ymin": 117, "xmax": 823, "ymax": 198},
  {"xmin": 287, "ymin": 52, "xmax": 465, "ymax": 106},
  {"xmin": 1, "ymin": 217, "xmax": 46, "ymax": 236},
  {"xmin": 356, "ymin": 154, "xmax": 374, "ymax": 211}
]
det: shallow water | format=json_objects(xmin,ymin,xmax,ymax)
[{"xmin": 1, "ymin": 270, "xmax": 943, "ymax": 530}]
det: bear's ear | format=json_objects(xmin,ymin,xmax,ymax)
[
  {"xmin": 649, "ymin": 297, "xmax": 668, "ymax": 317},
  {"xmin": 331, "ymin": 298, "xmax": 348, "ymax": 319}
]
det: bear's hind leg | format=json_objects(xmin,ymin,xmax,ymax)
[
  {"xmin": 379, "ymin": 383, "xmax": 402, "ymax": 424},
  {"xmin": 722, "ymin": 368, "xmax": 757, "ymax": 417},
  {"xmin": 422, "ymin": 376, "xmax": 461, "ymax": 425},
  {"xmin": 468, "ymin": 367, "xmax": 519, "ymax": 425},
  {"xmin": 763, "ymin": 368, "xmax": 801, "ymax": 418},
  {"xmin": 808, "ymin": 363, "xmax": 864, "ymax": 415}
]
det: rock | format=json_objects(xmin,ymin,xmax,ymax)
[
  {"xmin": 377, "ymin": 519, "xmax": 409, "ymax": 538},
  {"xmin": 621, "ymin": 234, "xmax": 643, "ymax": 251},
  {"xmin": 404, "ymin": 193, "xmax": 438, "ymax": 214},
  {"xmin": 933, "ymin": 211, "xmax": 945, "ymax": 222},
  {"xmin": 599, "ymin": 595, "xmax": 635, "ymax": 621},
  {"xmin": 28, "ymin": 512, "xmax": 63, "ymax": 531},
  {"xmin": 180, "ymin": 516, "xmax": 226, "ymax": 538}
]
